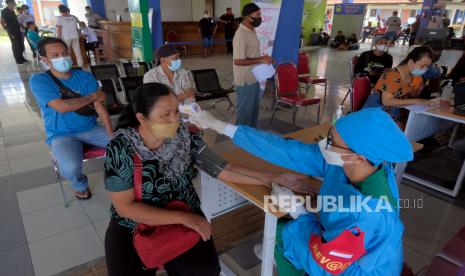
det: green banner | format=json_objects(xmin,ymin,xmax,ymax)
[
  {"xmin": 302, "ymin": 0, "xmax": 327, "ymax": 45},
  {"xmin": 128, "ymin": 0, "xmax": 153, "ymax": 62}
]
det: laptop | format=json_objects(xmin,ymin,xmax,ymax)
[{"xmin": 453, "ymin": 81, "xmax": 465, "ymax": 115}]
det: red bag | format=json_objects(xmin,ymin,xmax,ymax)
[
  {"xmin": 309, "ymin": 227, "xmax": 366, "ymax": 275},
  {"xmin": 132, "ymin": 153, "xmax": 201, "ymax": 269}
]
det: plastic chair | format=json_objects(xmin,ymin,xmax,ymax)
[
  {"xmin": 120, "ymin": 76, "xmax": 143, "ymax": 104},
  {"xmin": 297, "ymin": 52, "xmax": 328, "ymax": 102},
  {"xmin": 98, "ymin": 79, "xmax": 126, "ymax": 115},
  {"xmin": 270, "ymin": 61, "xmax": 321, "ymax": 125},
  {"xmin": 191, "ymin": 69, "xmax": 234, "ymax": 110},
  {"xmin": 121, "ymin": 62, "xmax": 150, "ymax": 77},
  {"xmin": 166, "ymin": 31, "xmax": 187, "ymax": 56},
  {"xmin": 50, "ymin": 145, "xmax": 106, "ymax": 207},
  {"xmin": 350, "ymin": 74, "xmax": 372, "ymax": 112}
]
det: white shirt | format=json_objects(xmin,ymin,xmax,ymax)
[
  {"xmin": 18, "ymin": 13, "xmax": 35, "ymax": 28},
  {"xmin": 81, "ymin": 26, "xmax": 98, "ymax": 43},
  {"xmin": 85, "ymin": 12, "xmax": 101, "ymax": 28},
  {"xmin": 386, "ymin": 16, "xmax": 401, "ymax": 33},
  {"xmin": 57, "ymin": 15, "xmax": 80, "ymax": 40}
]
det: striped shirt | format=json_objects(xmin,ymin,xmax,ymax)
[{"xmin": 143, "ymin": 66, "xmax": 195, "ymax": 102}]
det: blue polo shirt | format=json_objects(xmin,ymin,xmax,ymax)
[{"xmin": 29, "ymin": 70, "xmax": 98, "ymax": 144}]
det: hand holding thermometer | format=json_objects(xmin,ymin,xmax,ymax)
[{"xmin": 179, "ymin": 102, "xmax": 202, "ymax": 122}]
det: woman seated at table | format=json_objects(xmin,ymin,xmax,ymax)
[
  {"xmin": 143, "ymin": 45, "xmax": 196, "ymax": 104},
  {"xmin": 189, "ymin": 108, "xmax": 414, "ymax": 276},
  {"xmin": 104, "ymin": 82, "xmax": 306, "ymax": 276},
  {"xmin": 375, "ymin": 46, "xmax": 435, "ymax": 126}
]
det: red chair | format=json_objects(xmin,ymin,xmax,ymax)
[
  {"xmin": 350, "ymin": 74, "xmax": 372, "ymax": 112},
  {"xmin": 50, "ymin": 145, "xmax": 106, "ymax": 207},
  {"xmin": 166, "ymin": 31, "xmax": 187, "ymax": 56},
  {"xmin": 297, "ymin": 52, "xmax": 328, "ymax": 102},
  {"xmin": 270, "ymin": 62, "xmax": 321, "ymax": 125}
]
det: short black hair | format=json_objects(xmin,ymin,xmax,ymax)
[
  {"xmin": 58, "ymin": 4, "xmax": 69, "ymax": 13},
  {"xmin": 37, "ymin": 37, "xmax": 68, "ymax": 57},
  {"xmin": 26, "ymin": 21, "xmax": 35, "ymax": 28},
  {"xmin": 6, "ymin": 0, "xmax": 16, "ymax": 4},
  {"xmin": 85, "ymin": 6, "xmax": 91, "ymax": 10}
]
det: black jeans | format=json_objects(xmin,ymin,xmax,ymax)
[
  {"xmin": 105, "ymin": 221, "xmax": 221, "ymax": 276},
  {"xmin": 225, "ymin": 31, "xmax": 234, "ymax": 53},
  {"xmin": 8, "ymin": 32, "xmax": 25, "ymax": 63}
]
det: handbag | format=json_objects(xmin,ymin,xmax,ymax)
[
  {"xmin": 132, "ymin": 153, "xmax": 201, "ymax": 269},
  {"xmin": 46, "ymin": 70, "xmax": 96, "ymax": 116}
]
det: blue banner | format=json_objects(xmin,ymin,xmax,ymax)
[{"xmin": 334, "ymin": 4, "xmax": 365, "ymax": 15}]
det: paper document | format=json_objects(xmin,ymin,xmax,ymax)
[
  {"xmin": 405, "ymin": 104, "xmax": 433, "ymax": 113},
  {"xmin": 252, "ymin": 64, "xmax": 275, "ymax": 83}
]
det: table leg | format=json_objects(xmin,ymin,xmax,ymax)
[{"xmin": 261, "ymin": 212, "xmax": 278, "ymax": 276}]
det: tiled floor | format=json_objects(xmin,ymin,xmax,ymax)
[{"xmin": 0, "ymin": 36, "xmax": 464, "ymax": 276}]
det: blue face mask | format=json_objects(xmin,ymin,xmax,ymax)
[
  {"xmin": 411, "ymin": 67, "xmax": 427, "ymax": 76},
  {"xmin": 168, "ymin": 59, "xmax": 182, "ymax": 71},
  {"xmin": 51, "ymin": 56, "xmax": 73, "ymax": 73}
]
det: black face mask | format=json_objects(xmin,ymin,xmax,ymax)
[{"xmin": 250, "ymin": 16, "xmax": 262, "ymax": 27}]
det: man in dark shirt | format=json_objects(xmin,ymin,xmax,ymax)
[
  {"xmin": 330, "ymin": 31, "xmax": 346, "ymax": 48},
  {"xmin": 199, "ymin": 10, "xmax": 217, "ymax": 58},
  {"xmin": 220, "ymin": 7, "xmax": 236, "ymax": 53},
  {"xmin": 1, "ymin": 0, "xmax": 27, "ymax": 64},
  {"xmin": 354, "ymin": 35, "xmax": 393, "ymax": 85}
]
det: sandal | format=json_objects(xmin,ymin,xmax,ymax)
[{"xmin": 75, "ymin": 188, "xmax": 92, "ymax": 200}]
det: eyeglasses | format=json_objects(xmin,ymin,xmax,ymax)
[{"xmin": 326, "ymin": 126, "xmax": 352, "ymax": 152}]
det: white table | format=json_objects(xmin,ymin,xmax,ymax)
[{"xmin": 395, "ymin": 103, "xmax": 464, "ymax": 197}]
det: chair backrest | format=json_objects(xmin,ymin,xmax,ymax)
[
  {"xmin": 120, "ymin": 76, "xmax": 143, "ymax": 103},
  {"xmin": 166, "ymin": 31, "xmax": 178, "ymax": 43},
  {"xmin": 91, "ymin": 64, "xmax": 121, "ymax": 80},
  {"xmin": 350, "ymin": 55, "xmax": 359, "ymax": 81},
  {"xmin": 122, "ymin": 62, "xmax": 150, "ymax": 77},
  {"xmin": 275, "ymin": 62, "xmax": 299, "ymax": 97},
  {"xmin": 98, "ymin": 79, "xmax": 121, "ymax": 109},
  {"xmin": 297, "ymin": 52, "xmax": 310, "ymax": 75},
  {"xmin": 351, "ymin": 74, "xmax": 372, "ymax": 112},
  {"xmin": 191, "ymin": 69, "xmax": 223, "ymax": 93}
]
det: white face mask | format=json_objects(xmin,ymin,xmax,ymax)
[
  {"xmin": 376, "ymin": 45, "xmax": 387, "ymax": 52},
  {"xmin": 318, "ymin": 138, "xmax": 354, "ymax": 167}
]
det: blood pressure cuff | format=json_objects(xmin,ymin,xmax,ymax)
[{"xmin": 193, "ymin": 138, "xmax": 228, "ymax": 178}]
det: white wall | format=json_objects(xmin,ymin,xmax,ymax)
[
  {"xmin": 160, "ymin": 0, "xmax": 193, "ymax": 21},
  {"xmin": 68, "ymin": 0, "xmax": 88, "ymax": 23},
  {"xmin": 214, "ymin": 0, "xmax": 240, "ymax": 18},
  {"xmin": 104, "ymin": 0, "xmax": 130, "ymax": 21}
]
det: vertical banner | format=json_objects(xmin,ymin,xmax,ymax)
[
  {"xmin": 128, "ymin": 0, "xmax": 153, "ymax": 62},
  {"xmin": 254, "ymin": 0, "xmax": 283, "ymax": 56},
  {"xmin": 302, "ymin": 0, "xmax": 327, "ymax": 44}
]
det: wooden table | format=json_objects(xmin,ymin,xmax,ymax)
[{"xmin": 205, "ymin": 123, "xmax": 423, "ymax": 276}]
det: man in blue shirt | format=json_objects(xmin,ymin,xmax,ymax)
[{"xmin": 29, "ymin": 37, "xmax": 113, "ymax": 200}]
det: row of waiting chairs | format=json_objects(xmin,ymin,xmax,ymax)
[{"xmin": 84, "ymin": 63, "xmax": 235, "ymax": 118}]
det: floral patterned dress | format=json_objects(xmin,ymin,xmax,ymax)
[{"xmin": 374, "ymin": 67, "xmax": 423, "ymax": 122}]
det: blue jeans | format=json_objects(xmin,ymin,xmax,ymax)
[
  {"xmin": 236, "ymin": 82, "xmax": 261, "ymax": 128},
  {"xmin": 50, "ymin": 126, "xmax": 110, "ymax": 192},
  {"xmin": 202, "ymin": 36, "xmax": 213, "ymax": 48}
]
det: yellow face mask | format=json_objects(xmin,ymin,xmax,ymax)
[{"xmin": 149, "ymin": 121, "xmax": 180, "ymax": 139}]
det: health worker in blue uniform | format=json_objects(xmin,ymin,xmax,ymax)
[{"xmin": 190, "ymin": 108, "xmax": 413, "ymax": 276}]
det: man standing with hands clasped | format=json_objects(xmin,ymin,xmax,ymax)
[{"xmin": 233, "ymin": 3, "xmax": 273, "ymax": 128}]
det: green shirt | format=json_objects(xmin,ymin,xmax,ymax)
[{"xmin": 355, "ymin": 166, "xmax": 397, "ymax": 209}]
